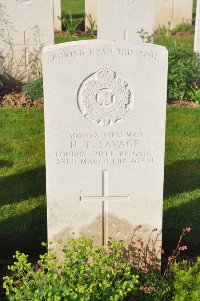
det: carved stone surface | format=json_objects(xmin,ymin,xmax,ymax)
[
  {"xmin": 78, "ymin": 67, "xmax": 133, "ymax": 127},
  {"xmin": 85, "ymin": 0, "xmax": 97, "ymax": 31},
  {"xmin": 195, "ymin": 0, "xmax": 200, "ymax": 53},
  {"xmin": 154, "ymin": 0, "xmax": 193, "ymax": 30},
  {"xmin": 98, "ymin": 0, "xmax": 155, "ymax": 42},
  {"xmin": 43, "ymin": 40, "xmax": 168, "ymax": 261},
  {"xmin": 53, "ymin": 0, "xmax": 61, "ymax": 32},
  {"xmin": 0, "ymin": 0, "xmax": 54, "ymax": 83},
  {"xmin": 16, "ymin": 0, "xmax": 33, "ymax": 7}
]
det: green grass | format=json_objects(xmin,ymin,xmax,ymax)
[
  {"xmin": 55, "ymin": 35, "xmax": 194, "ymax": 49},
  {"xmin": 154, "ymin": 37, "xmax": 194, "ymax": 50},
  {"xmin": 0, "ymin": 109, "xmax": 46, "ymax": 259},
  {"xmin": 163, "ymin": 108, "xmax": 200, "ymax": 254},
  {"xmin": 61, "ymin": 0, "xmax": 84, "ymax": 14},
  {"xmin": 55, "ymin": 35, "xmax": 94, "ymax": 44},
  {"xmin": 0, "ymin": 108, "xmax": 200, "ymax": 261}
]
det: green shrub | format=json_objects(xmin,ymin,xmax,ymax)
[
  {"xmin": 58, "ymin": 11, "xmax": 84, "ymax": 36},
  {"xmin": 135, "ymin": 273, "xmax": 173, "ymax": 301},
  {"xmin": 3, "ymin": 235, "xmax": 139, "ymax": 301},
  {"xmin": 172, "ymin": 258, "xmax": 200, "ymax": 301},
  {"xmin": 173, "ymin": 22, "xmax": 194, "ymax": 33},
  {"xmin": 22, "ymin": 78, "xmax": 43, "ymax": 100},
  {"xmin": 168, "ymin": 44, "xmax": 200, "ymax": 100}
]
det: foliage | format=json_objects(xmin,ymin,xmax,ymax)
[
  {"xmin": 135, "ymin": 273, "xmax": 173, "ymax": 301},
  {"xmin": 86, "ymin": 13, "xmax": 96, "ymax": 37},
  {"xmin": 172, "ymin": 258, "xmax": 200, "ymax": 301},
  {"xmin": 3, "ymin": 235, "xmax": 139, "ymax": 301},
  {"xmin": 164, "ymin": 227, "xmax": 192, "ymax": 279},
  {"xmin": 137, "ymin": 29, "xmax": 153, "ymax": 43},
  {"xmin": 22, "ymin": 78, "xmax": 43, "ymax": 100},
  {"xmin": 168, "ymin": 43, "xmax": 200, "ymax": 100},
  {"xmin": 173, "ymin": 22, "xmax": 194, "ymax": 33},
  {"xmin": 156, "ymin": 25, "xmax": 171, "ymax": 38},
  {"xmin": 188, "ymin": 86, "xmax": 200, "ymax": 104},
  {"xmin": 127, "ymin": 225, "xmax": 162, "ymax": 274},
  {"xmin": 58, "ymin": 11, "xmax": 83, "ymax": 37}
]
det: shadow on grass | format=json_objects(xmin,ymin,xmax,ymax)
[
  {"xmin": 0, "ymin": 204, "xmax": 47, "ymax": 260},
  {"xmin": 0, "ymin": 166, "xmax": 46, "ymax": 206},
  {"xmin": 164, "ymin": 159, "xmax": 200, "ymax": 198},
  {"xmin": 0, "ymin": 166, "xmax": 47, "ymax": 260},
  {"xmin": 163, "ymin": 159, "xmax": 200, "ymax": 257},
  {"xmin": 0, "ymin": 160, "xmax": 13, "ymax": 169},
  {"xmin": 163, "ymin": 196, "xmax": 200, "ymax": 254}
]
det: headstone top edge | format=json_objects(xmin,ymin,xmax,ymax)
[{"xmin": 43, "ymin": 39, "xmax": 168, "ymax": 55}]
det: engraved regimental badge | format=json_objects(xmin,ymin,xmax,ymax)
[
  {"xmin": 16, "ymin": 0, "xmax": 32, "ymax": 7},
  {"xmin": 78, "ymin": 67, "xmax": 133, "ymax": 127}
]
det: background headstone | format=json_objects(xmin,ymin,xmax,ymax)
[
  {"xmin": 43, "ymin": 40, "xmax": 168, "ymax": 258},
  {"xmin": 154, "ymin": 0, "xmax": 193, "ymax": 30},
  {"xmin": 194, "ymin": 0, "xmax": 200, "ymax": 52},
  {"xmin": 85, "ymin": 0, "xmax": 97, "ymax": 31},
  {"xmin": 54, "ymin": 0, "xmax": 62, "ymax": 32},
  {"xmin": 0, "ymin": 0, "xmax": 54, "ymax": 83},
  {"xmin": 97, "ymin": 0, "xmax": 155, "ymax": 42}
]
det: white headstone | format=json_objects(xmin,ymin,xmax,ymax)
[
  {"xmin": 85, "ymin": 0, "xmax": 97, "ymax": 31},
  {"xmin": 195, "ymin": 0, "xmax": 200, "ymax": 52},
  {"xmin": 98, "ymin": 0, "xmax": 155, "ymax": 42},
  {"xmin": 155, "ymin": 0, "xmax": 193, "ymax": 30},
  {"xmin": 54, "ymin": 0, "xmax": 62, "ymax": 32},
  {"xmin": 0, "ymin": 0, "xmax": 54, "ymax": 83},
  {"xmin": 43, "ymin": 40, "xmax": 168, "ymax": 257}
]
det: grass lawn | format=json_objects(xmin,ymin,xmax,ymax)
[
  {"xmin": 61, "ymin": 0, "xmax": 84, "ymax": 14},
  {"xmin": 163, "ymin": 108, "xmax": 200, "ymax": 255},
  {"xmin": 0, "ymin": 109, "xmax": 46, "ymax": 260},
  {"xmin": 55, "ymin": 34, "xmax": 194, "ymax": 49},
  {"xmin": 0, "ymin": 108, "xmax": 200, "ymax": 262}
]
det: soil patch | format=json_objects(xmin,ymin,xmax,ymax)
[
  {"xmin": 0, "ymin": 86, "xmax": 43, "ymax": 108},
  {"xmin": 1, "ymin": 86, "xmax": 199, "ymax": 109},
  {"xmin": 168, "ymin": 99, "xmax": 200, "ymax": 108}
]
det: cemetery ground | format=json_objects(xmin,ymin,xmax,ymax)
[{"xmin": 0, "ymin": 107, "xmax": 200, "ymax": 296}]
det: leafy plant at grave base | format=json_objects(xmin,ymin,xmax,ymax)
[
  {"xmin": 156, "ymin": 25, "xmax": 171, "ymax": 38},
  {"xmin": 168, "ymin": 43, "xmax": 200, "ymax": 100},
  {"xmin": 3, "ymin": 235, "xmax": 139, "ymax": 301},
  {"xmin": 22, "ymin": 78, "xmax": 43, "ymax": 100},
  {"xmin": 173, "ymin": 22, "xmax": 194, "ymax": 33},
  {"xmin": 172, "ymin": 258, "xmax": 200, "ymax": 301},
  {"xmin": 135, "ymin": 273, "xmax": 173, "ymax": 301},
  {"xmin": 188, "ymin": 86, "xmax": 200, "ymax": 104},
  {"xmin": 125, "ymin": 227, "xmax": 191, "ymax": 301},
  {"xmin": 86, "ymin": 13, "xmax": 96, "ymax": 38},
  {"xmin": 163, "ymin": 227, "xmax": 192, "ymax": 279},
  {"xmin": 137, "ymin": 29, "xmax": 154, "ymax": 43},
  {"xmin": 125, "ymin": 225, "xmax": 162, "ymax": 274},
  {"xmin": 58, "ymin": 11, "xmax": 84, "ymax": 37}
]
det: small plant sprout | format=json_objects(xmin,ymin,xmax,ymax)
[
  {"xmin": 58, "ymin": 11, "xmax": 83, "ymax": 37},
  {"xmin": 164, "ymin": 227, "xmax": 192, "ymax": 279},
  {"xmin": 86, "ymin": 13, "xmax": 96, "ymax": 37},
  {"xmin": 137, "ymin": 29, "xmax": 153, "ymax": 43}
]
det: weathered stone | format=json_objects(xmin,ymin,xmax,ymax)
[
  {"xmin": 155, "ymin": 0, "xmax": 193, "ymax": 30},
  {"xmin": 195, "ymin": 0, "xmax": 200, "ymax": 52},
  {"xmin": 98, "ymin": 0, "xmax": 155, "ymax": 42},
  {"xmin": 43, "ymin": 40, "xmax": 168, "ymax": 262},
  {"xmin": 0, "ymin": 0, "xmax": 54, "ymax": 83}
]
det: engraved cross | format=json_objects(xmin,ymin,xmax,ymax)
[
  {"xmin": 15, "ymin": 31, "xmax": 39, "ymax": 66},
  {"xmin": 80, "ymin": 170, "xmax": 131, "ymax": 246}
]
